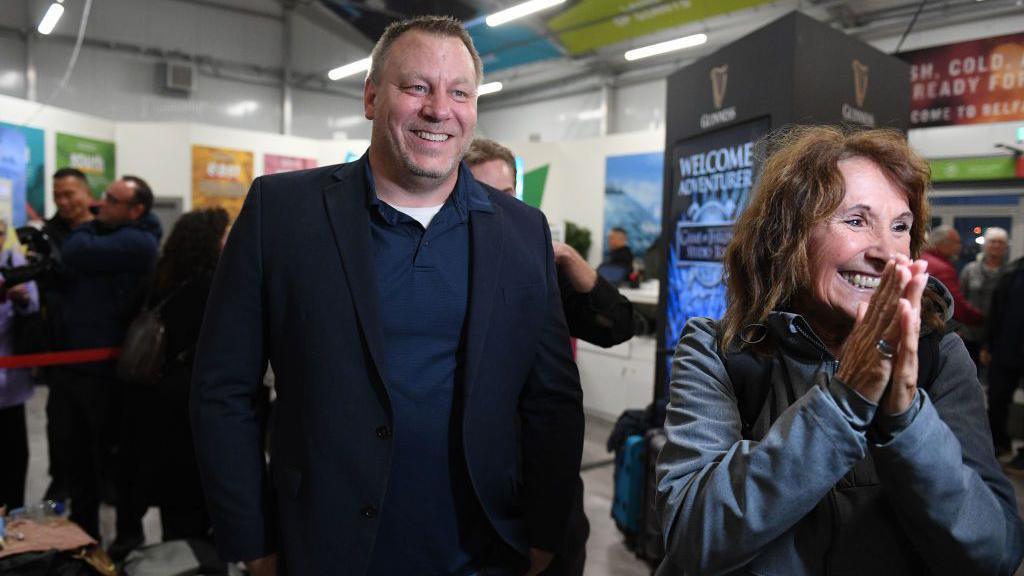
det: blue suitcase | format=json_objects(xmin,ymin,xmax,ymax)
[{"xmin": 611, "ymin": 434, "xmax": 646, "ymax": 538}]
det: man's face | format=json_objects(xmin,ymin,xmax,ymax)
[
  {"xmin": 98, "ymin": 179, "xmax": 143, "ymax": 225},
  {"xmin": 364, "ymin": 31, "xmax": 478, "ymax": 185},
  {"xmin": 53, "ymin": 176, "xmax": 93, "ymax": 223},
  {"xmin": 608, "ymin": 230, "xmax": 627, "ymax": 250},
  {"xmin": 940, "ymin": 230, "xmax": 962, "ymax": 260},
  {"xmin": 985, "ymin": 236, "xmax": 1008, "ymax": 261},
  {"xmin": 469, "ymin": 159, "xmax": 515, "ymax": 195}
]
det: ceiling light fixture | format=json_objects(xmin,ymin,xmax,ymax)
[
  {"xmin": 328, "ymin": 57, "xmax": 371, "ymax": 81},
  {"xmin": 478, "ymin": 81, "xmax": 503, "ymax": 96},
  {"xmin": 624, "ymin": 33, "xmax": 708, "ymax": 61},
  {"xmin": 486, "ymin": 0, "xmax": 566, "ymax": 27},
  {"xmin": 38, "ymin": 0, "xmax": 65, "ymax": 35}
]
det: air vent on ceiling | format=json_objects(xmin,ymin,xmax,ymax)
[{"xmin": 158, "ymin": 61, "xmax": 195, "ymax": 95}]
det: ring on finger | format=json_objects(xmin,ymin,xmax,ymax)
[{"xmin": 876, "ymin": 339, "xmax": 896, "ymax": 360}]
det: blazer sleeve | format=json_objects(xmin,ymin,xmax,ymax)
[
  {"xmin": 518, "ymin": 214, "xmax": 585, "ymax": 553},
  {"xmin": 870, "ymin": 333, "xmax": 1024, "ymax": 575},
  {"xmin": 561, "ymin": 274, "xmax": 636, "ymax": 347},
  {"xmin": 190, "ymin": 178, "xmax": 274, "ymax": 562}
]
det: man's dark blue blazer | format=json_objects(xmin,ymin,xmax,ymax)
[{"xmin": 191, "ymin": 154, "xmax": 585, "ymax": 574}]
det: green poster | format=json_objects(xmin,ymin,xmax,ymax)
[
  {"xmin": 548, "ymin": 0, "xmax": 774, "ymax": 55},
  {"xmin": 56, "ymin": 132, "xmax": 116, "ymax": 198},
  {"xmin": 929, "ymin": 157, "xmax": 1017, "ymax": 182}
]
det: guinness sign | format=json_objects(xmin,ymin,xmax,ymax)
[
  {"xmin": 701, "ymin": 64, "xmax": 737, "ymax": 129},
  {"xmin": 711, "ymin": 65, "xmax": 729, "ymax": 109},
  {"xmin": 852, "ymin": 60, "xmax": 869, "ymax": 107}
]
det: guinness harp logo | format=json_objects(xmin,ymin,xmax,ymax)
[
  {"xmin": 852, "ymin": 60, "xmax": 869, "ymax": 108},
  {"xmin": 710, "ymin": 65, "xmax": 728, "ymax": 109}
]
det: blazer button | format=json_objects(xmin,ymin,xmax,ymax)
[
  {"xmin": 376, "ymin": 426, "xmax": 392, "ymax": 439},
  {"xmin": 361, "ymin": 506, "xmax": 378, "ymax": 518}
]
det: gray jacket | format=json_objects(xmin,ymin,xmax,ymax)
[{"xmin": 656, "ymin": 308, "xmax": 1023, "ymax": 575}]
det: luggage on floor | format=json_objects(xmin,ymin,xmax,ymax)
[
  {"xmin": 637, "ymin": 427, "xmax": 667, "ymax": 566},
  {"xmin": 611, "ymin": 434, "xmax": 646, "ymax": 542}
]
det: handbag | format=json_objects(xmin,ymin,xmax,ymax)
[{"xmin": 116, "ymin": 282, "xmax": 186, "ymax": 385}]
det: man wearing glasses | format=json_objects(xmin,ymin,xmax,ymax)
[{"xmin": 51, "ymin": 176, "xmax": 160, "ymax": 554}]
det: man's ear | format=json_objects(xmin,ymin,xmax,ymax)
[
  {"xmin": 364, "ymin": 78, "xmax": 376, "ymax": 120},
  {"xmin": 130, "ymin": 204, "xmax": 146, "ymax": 221}
]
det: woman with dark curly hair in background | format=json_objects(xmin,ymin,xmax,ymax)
[
  {"xmin": 150, "ymin": 207, "xmax": 230, "ymax": 542},
  {"xmin": 655, "ymin": 126, "xmax": 1024, "ymax": 575},
  {"xmin": 123, "ymin": 208, "xmax": 230, "ymax": 550}
]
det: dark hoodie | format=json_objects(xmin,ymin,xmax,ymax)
[{"xmin": 58, "ymin": 212, "xmax": 162, "ymax": 372}]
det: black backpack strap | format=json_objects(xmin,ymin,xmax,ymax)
[
  {"xmin": 916, "ymin": 323, "xmax": 953, "ymax": 392},
  {"xmin": 715, "ymin": 323, "xmax": 774, "ymax": 438}
]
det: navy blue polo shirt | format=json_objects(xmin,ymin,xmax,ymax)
[{"xmin": 364, "ymin": 161, "xmax": 495, "ymax": 576}]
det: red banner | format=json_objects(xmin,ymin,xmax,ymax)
[{"xmin": 901, "ymin": 32, "xmax": 1024, "ymax": 128}]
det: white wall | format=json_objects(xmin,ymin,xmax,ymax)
[
  {"xmin": 116, "ymin": 121, "xmax": 368, "ymax": 212},
  {"xmin": 0, "ymin": 92, "xmax": 115, "ymax": 218},
  {"xmin": 0, "ymin": 0, "xmax": 367, "ymax": 139},
  {"xmin": 0, "ymin": 91, "xmax": 368, "ymax": 220},
  {"xmin": 508, "ymin": 129, "xmax": 664, "ymax": 266}
]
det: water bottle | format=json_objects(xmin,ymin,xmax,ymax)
[{"xmin": 8, "ymin": 500, "xmax": 65, "ymax": 522}]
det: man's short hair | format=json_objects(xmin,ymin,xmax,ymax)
[
  {"xmin": 927, "ymin": 224, "xmax": 956, "ymax": 248},
  {"xmin": 368, "ymin": 15, "xmax": 483, "ymax": 86},
  {"xmin": 611, "ymin": 227, "xmax": 628, "ymax": 236},
  {"xmin": 53, "ymin": 167, "xmax": 88, "ymax": 183},
  {"xmin": 122, "ymin": 175, "xmax": 154, "ymax": 215},
  {"xmin": 984, "ymin": 227, "xmax": 1009, "ymax": 242},
  {"xmin": 464, "ymin": 138, "xmax": 516, "ymax": 181}
]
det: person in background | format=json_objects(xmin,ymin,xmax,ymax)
[
  {"xmin": 466, "ymin": 137, "xmax": 635, "ymax": 575},
  {"xmin": 52, "ymin": 176, "xmax": 160, "ymax": 549},
  {"xmin": 986, "ymin": 253, "xmax": 1024, "ymax": 464},
  {"xmin": 656, "ymin": 126, "xmax": 1022, "ymax": 575},
  {"xmin": 960, "ymin": 226, "xmax": 1009, "ymax": 376},
  {"xmin": 42, "ymin": 167, "xmax": 97, "ymax": 506},
  {"xmin": 921, "ymin": 225, "xmax": 984, "ymax": 327},
  {"xmin": 0, "ymin": 219, "xmax": 40, "ymax": 511},
  {"xmin": 140, "ymin": 208, "xmax": 229, "ymax": 541},
  {"xmin": 599, "ymin": 227, "xmax": 634, "ymax": 286}
]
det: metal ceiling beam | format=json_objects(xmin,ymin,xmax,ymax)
[{"xmin": 166, "ymin": 0, "xmax": 283, "ymax": 21}]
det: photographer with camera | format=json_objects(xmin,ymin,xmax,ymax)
[
  {"xmin": 0, "ymin": 218, "xmax": 40, "ymax": 512},
  {"xmin": 49, "ymin": 175, "xmax": 160, "ymax": 551}
]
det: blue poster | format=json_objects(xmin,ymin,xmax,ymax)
[
  {"xmin": 0, "ymin": 126, "xmax": 28, "ymax": 231},
  {"xmin": 604, "ymin": 152, "xmax": 663, "ymax": 261},
  {"xmin": 0, "ymin": 122, "xmax": 44, "ymax": 223},
  {"xmin": 660, "ymin": 118, "xmax": 771, "ymax": 388}
]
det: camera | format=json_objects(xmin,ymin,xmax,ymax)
[{"xmin": 0, "ymin": 226, "xmax": 58, "ymax": 289}]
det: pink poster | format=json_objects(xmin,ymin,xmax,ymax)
[{"xmin": 264, "ymin": 154, "xmax": 317, "ymax": 175}]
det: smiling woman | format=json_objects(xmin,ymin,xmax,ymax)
[{"xmin": 655, "ymin": 126, "xmax": 1024, "ymax": 576}]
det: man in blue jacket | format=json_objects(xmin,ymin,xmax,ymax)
[
  {"xmin": 51, "ymin": 175, "xmax": 159, "ymax": 544},
  {"xmin": 191, "ymin": 15, "xmax": 583, "ymax": 576}
]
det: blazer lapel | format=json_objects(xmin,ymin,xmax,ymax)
[
  {"xmin": 321, "ymin": 159, "xmax": 389, "ymax": 387},
  {"xmin": 464, "ymin": 203, "xmax": 504, "ymax": 401}
]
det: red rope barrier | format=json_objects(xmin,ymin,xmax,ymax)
[{"xmin": 0, "ymin": 348, "xmax": 121, "ymax": 369}]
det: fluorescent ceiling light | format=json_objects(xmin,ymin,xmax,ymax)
[
  {"xmin": 328, "ymin": 57, "xmax": 371, "ymax": 81},
  {"xmin": 486, "ymin": 0, "xmax": 566, "ymax": 27},
  {"xmin": 478, "ymin": 81, "xmax": 503, "ymax": 96},
  {"xmin": 37, "ymin": 1, "xmax": 65, "ymax": 35},
  {"xmin": 624, "ymin": 33, "xmax": 708, "ymax": 61}
]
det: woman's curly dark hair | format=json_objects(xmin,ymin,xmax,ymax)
[{"xmin": 153, "ymin": 208, "xmax": 229, "ymax": 298}]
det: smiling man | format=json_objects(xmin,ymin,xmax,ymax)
[{"xmin": 191, "ymin": 15, "xmax": 583, "ymax": 576}]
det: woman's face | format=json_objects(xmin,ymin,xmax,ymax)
[{"xmin": 801, "ymin": 157, "xmax": 914, "ymax": 329}]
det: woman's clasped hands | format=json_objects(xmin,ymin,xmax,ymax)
[{"xmin": 835, "ymin": 254, "xmax": 929, "ymax": 416}]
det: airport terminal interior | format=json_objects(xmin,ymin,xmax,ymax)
[{"xmin": 3, "ymin": 0, "xmax": 1024, "ymax": 574}]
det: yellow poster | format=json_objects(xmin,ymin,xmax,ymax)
[{"xmin": 191, "ymin": 145, "xmax": 253, "ymax": 219}]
